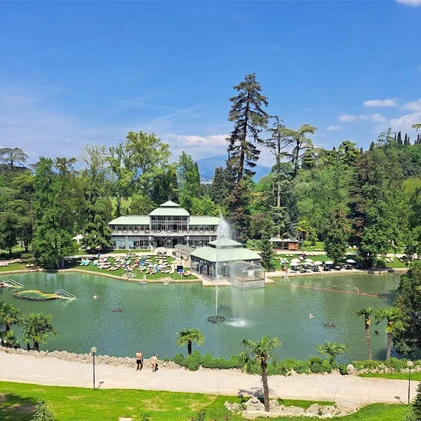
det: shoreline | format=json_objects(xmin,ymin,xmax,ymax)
[
  {"xmin": 0, "ymin": 266, "xmax": 408, "ymax": 287},
  {"xmin": 0, "ymin": 347, "xmax": 418, "ymax": 411}
]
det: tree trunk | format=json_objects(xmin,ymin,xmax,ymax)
[
  {"xmin": 27, "ymin": 343, "xmax": 31, "ymax": 351},
  {"xmin": 187, "ymin": 341, "xmax": 192, "ymax": 355},
  {"xmin": 365, "ymin": 324, "xmax": 372, "ymax": 359},
  {"xmin": 34, "ymin": 341, "xmax": 39, "ymax": 351},
  {"xmin": 261, "ymin": 360, "xmax": 270, "ymax": 412},
  {"xmin": 386, "ymin": 332, "xmax": 392, "ymax": 360},
  {"xmin": 8, "ymin": 248, "xmax": 12, "ymax": 258}
]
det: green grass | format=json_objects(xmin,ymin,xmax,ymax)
[
  {"xmin": 0, "ymin": 381, "xmax": 408, "ymax": 421},
  {"xmin": 359, "ymin": 372, "xmax": 421, "ymax": 381},
  {"xmin": 13, "ymin": 289, "xmax": 60, "ymax": 300},
  {"xmin": 69, "ymin": 255, "xmax": 198, "ymax": 282}
]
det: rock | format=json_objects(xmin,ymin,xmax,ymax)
[{"xmin": 347, "ymin": 364, "xmax": 356, "ymax": 375}]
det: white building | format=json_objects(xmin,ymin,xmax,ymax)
[{"xmin": 109, "ymin": 201, "xmax": 220, "ymax": 249}]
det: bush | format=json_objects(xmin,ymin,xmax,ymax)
[
  {"xmin": 321, "ymin": 359, "xmax": 332, "ymax": 373},
  {"xmin": 294, "ymin": 360, "xmax": 310, "ymax": 374},
  {"xmin": 172, "ymin": 353, "xmax": 185, "ymax": 367},
  {"xmin": 274, "ymin": 359, "xmax": 295, "ymax": 375},
  {"xmin": 353, "ymin": 360, "xmax": 381, "ymax": 371},
  {"xmin": 184, "ymin": 351, "xmax": 201, "ymax": 371},
  {"xmin": 384, "ymin": 357, "xmax": 406, "ymax": 371},
  {"xmin": 338, "ymin": 364, "xmax": 348, "ymax": 375},
  {"xmin": 309, "ymin": 357, "xmax": 324, "ymax": 374}
]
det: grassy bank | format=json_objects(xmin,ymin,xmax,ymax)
[{"xmin": 0, "ymin": 381, "xmax": 407, "ymax": 421}]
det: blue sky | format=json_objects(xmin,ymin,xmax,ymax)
[{"xmin": 1, "ymin": 1, "xmax": 420, "ymax": 167}]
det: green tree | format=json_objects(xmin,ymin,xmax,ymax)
[
  {"xmin": 412, "ymin": 382, "xmax": 421, "ymax": 420},
  {"xmin": 31, "ymin": 158, "xmax": 74, "ymax": 268},
  {"xmin": 32, "ymin": 399, "xmax": 55, "ymax": 421},
  {"xmin": 260, "ymin": 233, "xmax": 274, "ymax": 270},
  {"xmin": 23, "ymin": 313, "xmax": 56, "ymax": 351},
  {"xmin": 297, "ymin": 218, "xmax": 312, "ymax": 253},
  {"xmin": 239, "ymin": 335, "xmax": 281, "ymax": 412},
  {"xmin": 349, "ymin": 143, "xmax": 407, "ymax": 267},
  {"xmin": 323, "ymin": 207, "xmax": 349, "ymax": 264},
  {"xmin": 356, "ymin": 308, "xmax": 373, "ymax": 360},
  {"xmin": 375, "ymin": 307, "xmax": 404, "ymax": 360},
  {"xmin": 0, "ymin": 303, "xmax": 23, "ymax": 335},
  {"xmin": 176, "ymin": 328, "xmax": 204, "ymax": 356},
  {"xmin": 227, "ymin": 73, "xmax": 269, "ymax": 183},
  {"xmin": 0, "ymin": 147, "xmax": 28, "ymax": 170},
  {"xmin": 125, "ymin": 131, "xmax": 171, "ymax": 197},
  {"xmin": 177, "ymin": 152, "xmax": 201, "ymax": 212},
  {"xmin": 0, "ymin": 212, "xmax": 18, "ymax": 257},
  {"xmin": 286, "ymin": 124, "xmax": 316, "ymax": 178},
  {"xmin": 393, "ymin": 262, "xmax": 421, "ymax": 355},
  {"xmin": 79, "ymin": 145, "xmax": 112, "ymax": 252},
  {"xmin": 210, "ymin": 166, "xmax": 231, "ymax": 206},
  {"xmin": 316, "ymin": 342, "xmax": 348, "ymax": 365}
]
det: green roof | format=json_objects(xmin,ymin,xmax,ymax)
[
  {"xmin": 191, "ymin": 246, "xmax": 261, "ymax": 263},
  {"xmin": 109, "ymin": 216, "xmax": 149, "ymax": 225},
  {"xmin": 149, "ymin": 201, "xmax": 190, "ymax": 216},
  {"xmin": 189, "ymin": 216, "xmax": 220, "ymax": 225}
]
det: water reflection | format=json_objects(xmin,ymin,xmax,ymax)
[{"xmin": 0, "ymin": 272, "xmax": 401, "ymax": 362}]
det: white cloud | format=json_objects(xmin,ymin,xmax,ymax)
[
  {"xmin": 338, "ymin": 114, "xmax": 357, "ymax": 122},
  {"xmin": 363, "ymin": 99, "xmax": 397, "ymax": 107},
  {"xmin": 370, "ymin": 113, "xmax": 387, "ymax": 123},
  {"xmin": 338, "ymin": 113, "xmax": 386, "ymax": 123},
  {"xmin": 326, "ymin": 125, "xmax": 342, "ymax": 131},
  {"xmin": 395, "ymin": 0, "xmax": 421, "ymax": 6},
  {"xmin": 403, "ymin": 99, "xmax": 421, "ymax": 112},
  {"xmin": 390, "ymin": 112, "xmax": 421, "ymax": 131}
]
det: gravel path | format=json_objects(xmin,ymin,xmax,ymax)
[{"xmin": 0, "ymin": 348, "xmax": 417, "ymax": 411}]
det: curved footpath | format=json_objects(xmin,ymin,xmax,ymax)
[{"xmin": 0, "ymin": 349, "xmax": 417, "ymax": 411}]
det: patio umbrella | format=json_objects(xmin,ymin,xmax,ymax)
[
  {"xmin": 305, "ymin": 258, "xmax": 314, "ymax": 263},
  {"xmin": 313, "ymin": 261, "xmax": 323, "ymax": 266},
  {"xmin": 291, "ymin": 258, "xmax": 300, "ymax": 263},
  {"xmin": 290, "ymin": 262, "xmax": 299, "ymax": 266},
  {"xmin": 324, "ymin": 261, "xmax": 334, "ymax": 265},
  {"xmin": 346, "ymin": 259, "xmax": 356, "ymax": 264}
]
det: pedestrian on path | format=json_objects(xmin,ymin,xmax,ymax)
[{"xmin": 135, "ymin": 350, "xmax": 143, "ymax": 371}]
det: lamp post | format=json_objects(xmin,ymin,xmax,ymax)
[
  {"xmin": 407, "ymin": 360, "xmax": 414, "ymax": 405},
  {"xmin": 90, "ymin": 347, "xmax": 97, "ymax": 390}
]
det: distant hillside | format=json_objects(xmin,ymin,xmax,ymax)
[{"xmin": 195, "ymin": 155, "xmax": 270, "ymax": 183}]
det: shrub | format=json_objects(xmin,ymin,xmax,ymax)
[
  {"xmin": 274, "ymin": 359, "xmax": 295, "ymax": 375},
  {"xmin": 384, "ymin": 357, "xmax": 406, "ymax": 371},
  {"xmin": 321, "ymin": 359, "xmax": 332, "ymax": 373},
  {"xmin": 172, "ymin": 353, "xmax": 185, "ymax": 367},
  {"xmin": 338, "ymin": 364, "xmax": 348, "ymax": 375},
  {"xmin": 353, "ymin": 360, "xmax": 380, "ymax": 371},
  {"xmin": 294, "ymin": 360, "xmax": 310, "ymax": 374},
  {"xmin": 184, "ymin": 351, "xmax": 201, "ymax": 371},
  {"xmin": 308, "ymin": 357, "xmax": 324, "ymax": 374}
]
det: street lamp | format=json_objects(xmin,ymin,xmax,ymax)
[
  {"xmin": 407, "ymin": 360, "xmax": 414, "ymax": 405},
  {"xmin": 90, "ymin": 347, "xmax": 97, "ymax": 390}
]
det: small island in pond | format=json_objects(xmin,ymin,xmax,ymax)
[{"xmin": 13, "ymin": 290, "xmax": 63, "ymax": 301}]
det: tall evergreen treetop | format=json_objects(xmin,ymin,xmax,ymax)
[{"xmin": 227, "ymin": 73, "xmax": 269, "ymax": 182}]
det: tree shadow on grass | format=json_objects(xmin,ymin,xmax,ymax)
[{"xmin": 0, "ymin": 393, "xmax": 38, "ymax": 421}]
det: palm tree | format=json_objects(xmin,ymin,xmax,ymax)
[
  {"xmin": 316, "ymin": 342, "xmax": 348, "ymax": 365},
  {"xmin": 176, "ymin": 328, "xmax": 204, "ymax": 356},
  {"xmin": 375, "ymin": 307, "xmax": 404, "ymax": 360},
  {"xmin": 0, "ymin": 303, "xmax": 23, "ymax": 335},
  {"xmin": 239, "ymin": 334, "xmax": 282, "ymax": 412},
  {"xmin": 356, "ymin": 308, "xmax": 373, "ymax": 359},
  {"xmin": 22, "ymin": 313, "xmax": 55, "ymax": 351}
]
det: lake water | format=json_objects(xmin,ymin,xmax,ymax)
[{"xmin": 0, "ymin": 271, "xmax": 401, "ymax": 362}]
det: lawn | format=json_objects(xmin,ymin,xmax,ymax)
[{"xmin": 0, "ymin": 381, "xmax": 408, "ymax": 421}]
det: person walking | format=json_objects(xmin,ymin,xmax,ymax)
[
  {"xmin": 150, "ymin": 353, "xmax": 158, "ymax": 372},
  {"xmin": 135, "ymin": 350, "xmax": 143, "ymax": 371}
]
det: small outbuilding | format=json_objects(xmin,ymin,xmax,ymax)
[
  {"xmin": 270, "ymin": 237, "xmax": 299, "ymax": 251},
  {"xmin": 190, "ymin": 238, "xmax": 264, "ymax": 287}
]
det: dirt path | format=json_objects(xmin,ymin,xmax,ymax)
[{"xmin": 0, "ymin": 348, "xmax": 417, "ymax": 410}]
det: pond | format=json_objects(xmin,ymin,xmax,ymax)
[{"xmin": 0, "ymin": 271, "xmax": 401, "ymax": 362}]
